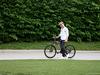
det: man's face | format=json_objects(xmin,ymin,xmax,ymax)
[{"xmin": 59, "ymin": 24, "xmax": 63, "ymax": 28}]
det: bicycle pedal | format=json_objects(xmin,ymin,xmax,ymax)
[
  {"xmin": 49, "ymin": 50, "xmax": 53, "ymax": 52},
  {"xmin": 57, "ymin": 52, "xmax": 60, "ymax": 54}
]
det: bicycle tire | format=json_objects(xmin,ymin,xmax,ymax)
[
  {"xmin": 44, "ymin": 45, "xmax": 56, "ymax": 58},
  {"xmin": 65, "ymin": 45, "xmax": 76, "ymax": 58}
]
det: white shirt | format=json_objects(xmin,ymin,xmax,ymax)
[{"xmin": 59, "ymin": 27, "xmax": 69, "ymax": 40}]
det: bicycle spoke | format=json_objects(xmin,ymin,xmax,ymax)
[
  {"xmin": 65, "ymin": 45, "xmax": 76, "ymax": 58},
  {"xmin": 44, "ymin": 45, "xmax": 56, "ymax": 58}
]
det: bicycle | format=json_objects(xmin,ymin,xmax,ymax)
[{"xmin": 44, "ymin": 38, "xmax": 76, "ymax": 58}]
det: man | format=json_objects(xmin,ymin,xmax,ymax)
[{"xmin": 57, "ymin": 21, "xmax": 69, "ymax": 59}]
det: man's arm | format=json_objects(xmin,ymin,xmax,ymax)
[
  {"xmin": 56, "ymin": 35, "xmax": 60, "ymax": 38},
  {"xmin": 64, "ymin": 28, "xmax": 69, "ymax": 42},
  {"xmin": 64, "ymin": 36, "xmax": 69, "ymax": 42}
]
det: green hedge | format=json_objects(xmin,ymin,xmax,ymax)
[{"xmin": 0, "ymin": 0, "xmax": 100, "ymax": 43}]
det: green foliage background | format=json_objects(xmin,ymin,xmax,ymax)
[{"xmin": 0, "ymin": 0, "xmax": 100, "ymax": 43}]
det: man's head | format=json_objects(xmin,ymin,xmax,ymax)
[{"xmin": 59, "ymin": 21, "xmax": 64, "ymax": 28}]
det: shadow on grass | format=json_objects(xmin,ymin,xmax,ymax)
[{"xmin": 0, "ymin": 72, "xmax": 32, "ymax": 75}]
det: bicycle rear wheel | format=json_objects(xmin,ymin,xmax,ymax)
[
  {"xmin": 65, "ymin": 45, "xmax": 76, "ymax": 58},
  {"xmin": 44, "ymin": 45, "xmax": 56, "ymax": 58}
]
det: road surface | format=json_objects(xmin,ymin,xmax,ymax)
[{"xmin": 0, "ymin": 50, "xmax": 100, "ymax": 60}]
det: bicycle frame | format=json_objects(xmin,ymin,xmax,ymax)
[
  {"xmin": 52, "ymin": 38, "xmax": 61, "ymax": 51},
  {"xmin": 52, "ymin": 38, "xmax": 71, "ymax": 53}
]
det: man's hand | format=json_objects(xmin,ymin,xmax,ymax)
[{"xmin": 64, "ymin": 40, "xmax": 68, "ymax": 42}]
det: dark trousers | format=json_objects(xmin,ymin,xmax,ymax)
[{"xmin": 60, "ymin": 40, "xmax": 68, "ymax": 57}]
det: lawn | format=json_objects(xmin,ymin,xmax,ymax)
[
  {"xmin": 0, "ymin": 41, "xmax": 100, "ymax": 50},
  {"xmin": 0, "ymin": 60, "xmax": 100, "ymax": 75}
]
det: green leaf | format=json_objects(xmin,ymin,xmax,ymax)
[{"xmin": 9, "ymin": 34, "xmax": 18, "ymax": 40}]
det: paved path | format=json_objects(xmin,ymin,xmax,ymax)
[{"xmin": 0, "ymin": 50, "xmax": 100, "ymax": 60}]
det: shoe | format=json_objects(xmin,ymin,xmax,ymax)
[
  {"xmin": 65, "ymin": 54, "xmax": 69, "ymax": 59},
  {"xmin": 60, "ymin": 56, "xmax": 65, "ymax": 59},
  {"xmin": 67, "ymin": 54, "xmax": 69, "ymax": 58}
]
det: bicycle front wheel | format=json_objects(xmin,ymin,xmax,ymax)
[
  {"xmin": 44, "ymin": 45, "xmax": 56, "ymax": 58},
  {"xmin": 65, "ymin": 45, "xmax": 76, "ymax": 58}
]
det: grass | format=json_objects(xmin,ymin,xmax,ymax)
[
  {"xmin": 0, "ymin": 41, "xmax": 100, "ymax": 50},
  {"xmin": 0, "ymin": 60, "xmax": 100, "ymax": 75}
]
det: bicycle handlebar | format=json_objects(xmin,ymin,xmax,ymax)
[{"xmin": 51, "ymin": 37, "xmax": 59, "ymax": 40}]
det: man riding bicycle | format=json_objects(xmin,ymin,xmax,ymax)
[{"xmin": 56, "ymin": 21, "xmax": 69, "ymax": 59}]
